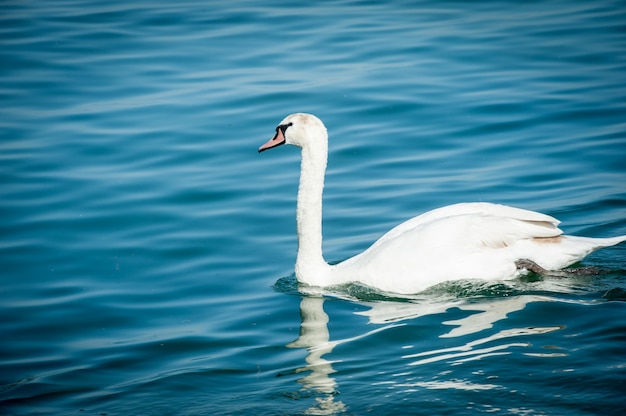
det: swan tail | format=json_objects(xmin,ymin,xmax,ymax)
[
  {"xmin": 561, "ymin": 234, "xmax": 626, "ymax": 267},
  {"xmin": 522, "ymin": 234, "xmax": 626, "ymax": 272},
  {"xmin": 568, "ymin": 234, "xmax": 626, "ymax": 250}
]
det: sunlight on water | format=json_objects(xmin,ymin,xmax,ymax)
[{"xmin": 280, "ymin": 279, "xmax": 623, "ymax": 414}]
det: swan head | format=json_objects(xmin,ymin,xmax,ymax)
[{"xmin": 258, "ymin": 113, "xmax": 327, "ymax": 153}]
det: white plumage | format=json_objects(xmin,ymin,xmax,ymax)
[{"xmin": 259, "ymin": 113, "xmax": 625, "ymax": 294}]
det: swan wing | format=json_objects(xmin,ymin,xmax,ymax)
[
  {"xmin": 373, "ymin": 202, "xmax": 562, "ymax": 249},
  {"xmin": 455, "ymin": 212, "xmax": 562, "ymax": 249}
]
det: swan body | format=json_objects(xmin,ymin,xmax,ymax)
[{"xmin": 259, "ymin": 113, "xmax": 626, "ymax": 294}]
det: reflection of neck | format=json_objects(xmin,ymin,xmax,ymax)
[
  {"xmin": 295, "ymin": 143, "xmax": 332, "ymax": 286},
  {"xmin": 287, "ymin": 297, "xmax": 338, "ymax": 395}
]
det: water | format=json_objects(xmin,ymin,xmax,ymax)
[{"xmin": 1, "ymin": 0, "xmax": 625, "ymax": 414}]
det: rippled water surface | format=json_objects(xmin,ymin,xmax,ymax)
[{"xmin": 2, "ymin": 1, "xmax": 626, "ymax": 415}]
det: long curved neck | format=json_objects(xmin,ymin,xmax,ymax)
[{"xmin": 295, "ymin": 141, "xmax": 332, "ymax": 285}]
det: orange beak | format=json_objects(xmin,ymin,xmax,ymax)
[{"xmin": 258, "ymin": 126, "xmax": 286, "ymax": 153}]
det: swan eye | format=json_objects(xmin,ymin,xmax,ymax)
[{"xmin": 278, "ymin": 122, "xmax": 293, "ymax": 135}]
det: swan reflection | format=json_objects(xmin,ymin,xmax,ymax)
[
  {"xmin": 287, "ymin": 296, "xmax": 402, "ymax": 414},
  {"xmin": 286, "ymin": 288, "xmax": 582, "ymax": 412},
  {"xmin": 357, "ymin": 294, "xmax": 565, "ymax": 337},
  {"xmin": 287, "ymin": 297, "xmax": 337, "ymax": 395}
]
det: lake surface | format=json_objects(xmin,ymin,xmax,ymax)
[{"xmin": 2, "ymin": 1, "xmax": 626, "ymax": 415}]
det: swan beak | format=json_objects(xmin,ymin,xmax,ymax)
[{"xmin": 258, "ymin": 127, "xmax": 286, "ymax": 153}]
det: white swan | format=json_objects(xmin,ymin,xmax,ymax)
[{"xmin": 259, "ymin": 113, "xmax": 626, "ymax": 294}]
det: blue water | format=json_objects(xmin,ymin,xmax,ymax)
[{"xmin": 2, "ymin": 1, "xmax": 626, "ymax": 414}]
